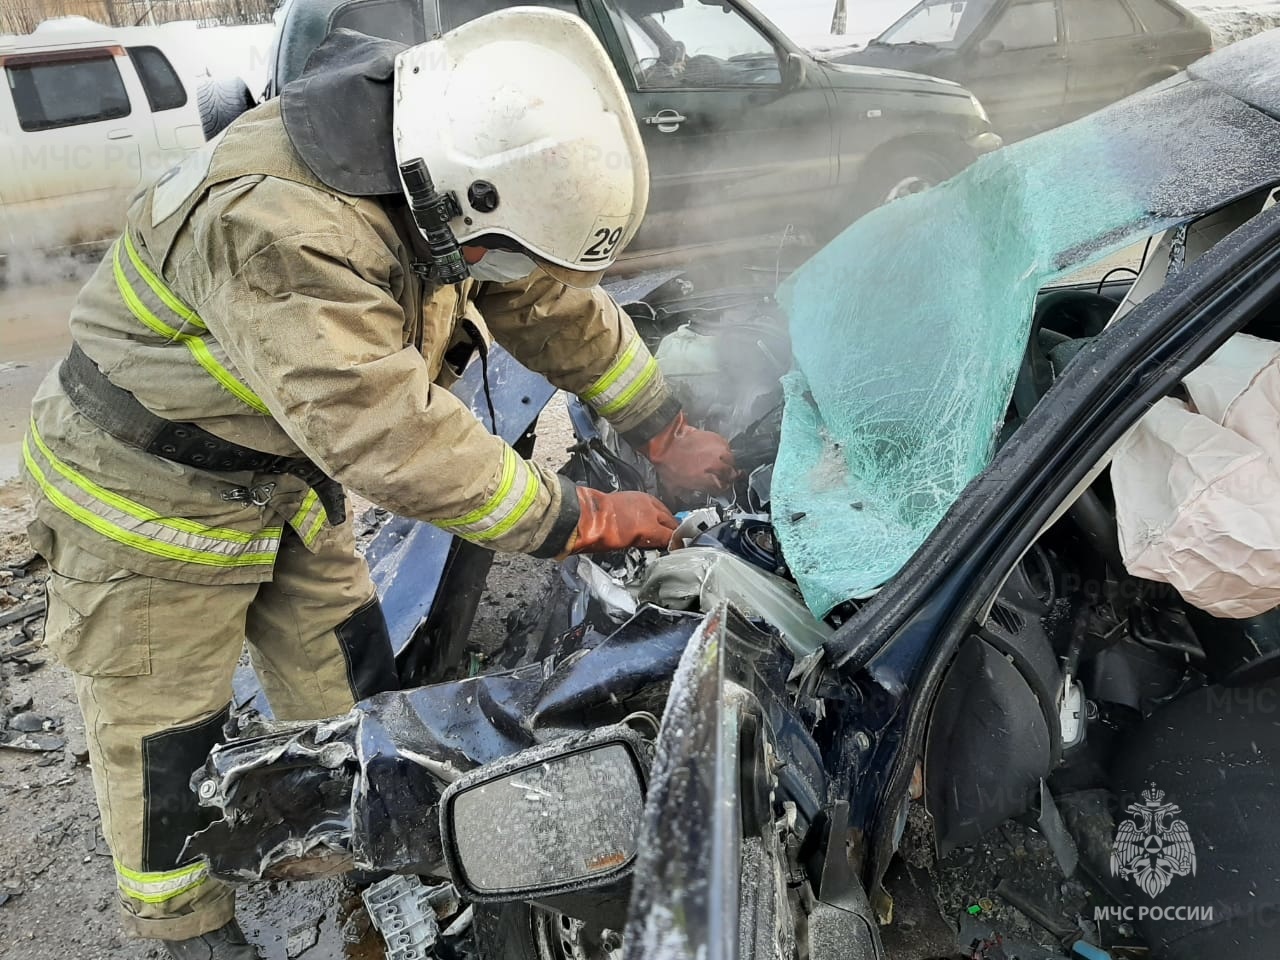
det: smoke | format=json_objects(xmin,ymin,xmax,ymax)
[{"xmin": 1, "ymin": 247, "xmax": 99, "ymax": 290}]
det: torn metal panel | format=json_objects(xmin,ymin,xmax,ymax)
[{"xmin": 190, "ymin": 606, "xmax": 698, "ymax": 882}]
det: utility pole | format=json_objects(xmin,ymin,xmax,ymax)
[{"xmin": 831, "ymin": 0, "xmax": 848, "ymax": 35}]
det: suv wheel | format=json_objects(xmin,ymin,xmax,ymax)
[
  {"xmin": 862, "ymin": 146, "xmax": 955, "ymax": 208},
  {"xmin": 197, "ymin": 77, "xmax": 255, "ymax": 140}
]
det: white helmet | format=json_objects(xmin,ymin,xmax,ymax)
[{"xmin": 393, "ymin": 7, "xmax": 649, "ymax": 287}]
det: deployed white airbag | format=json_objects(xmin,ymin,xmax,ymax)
[{"xmin": 1115, "ymin": 334, "xmax": 1280, "ymax": 618}]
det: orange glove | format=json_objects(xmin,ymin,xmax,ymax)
[
  {"xmin": 641, "ymin": 411, "xmax": 738, "ymax": 497},
  {"xmin": 561, "ymin": 487, "xmax": 679, "ymax": 557}
]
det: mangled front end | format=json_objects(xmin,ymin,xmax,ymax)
[{"xmin": 188, "ymin": 607, "xmax": 697, "ymax": 881}]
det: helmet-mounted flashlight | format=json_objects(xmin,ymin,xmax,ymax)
[{"xmin": 399, "ymin": 158, "xmax": 469, "ymax": 286}]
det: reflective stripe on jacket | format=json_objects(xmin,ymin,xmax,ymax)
[{"xmin": 24, "ymin": 99, "xmax": 672, "ymax": 584}]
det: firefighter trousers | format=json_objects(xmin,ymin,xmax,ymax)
[{"xmin": 31, "ymin": 517, "xmax": 398, "ymax": 941}]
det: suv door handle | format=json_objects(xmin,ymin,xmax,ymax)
[
  {"xmin": 106, "ymin": 129, "xmax": 134, "ymax": 140},
  {"xmin": 1041, "ymin": 51, "xmax": 1067, "ymax": 62},
  {"xmin": 643, "ymin": 109, "xmax": 687, "ymax": 134}
]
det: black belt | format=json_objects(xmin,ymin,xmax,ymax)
[{"xmin": 59, "ymin": 343, "xmax": 347, "ymax": 525}]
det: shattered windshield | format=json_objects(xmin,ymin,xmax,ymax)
[
  {"xmin": 877, "ymin": 0, "xmax": 992, "ymax": 47},
  {"xmin": 773, "ymin": 51, "xmax": 1280, "ymax": 616}
]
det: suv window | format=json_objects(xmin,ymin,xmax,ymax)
[
  {"xmin": 330, "ymin": 0, "xmax": 428, "ymax": 46},
  {"xmin": 606, "ymin": 0, "xmax": 780, "ymax": 89},
  {"xmin": 127, "ymin": 46, "xmax": 187, "ymax": 112},
  {"xmin": 440, "ymin": 0, "xmax": 582, "ymax": 30},
  {"xmin": 986, "ymin": 0, "xmax": 1059, "ymax": 50},
  {"xmin": 5, "ymin": 52, "xmax": 132, "ymax": 132},
  {"xmin": 1126, "ymin": 0, "xmax": 1184, "ymax": 31},
  {"xmin": 1064, "ymin": 0, "xmax": 1137, "ymax": 40}
]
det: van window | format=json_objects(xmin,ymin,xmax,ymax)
[
  {"xmin": 128, "ymin": 46, "xmax": 187, "ymax": 112},
  {"xmin": 6, "ymin": 52, "xmax": 132, "ymax": 132}
]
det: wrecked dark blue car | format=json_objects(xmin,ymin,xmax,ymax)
[{"xmin": 195, "ymin": 32, "xmax": 1280, "ymax": 960}]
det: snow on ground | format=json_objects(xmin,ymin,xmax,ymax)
[{"xmin": 751, "ymin": 0, "xmax": 1280, "ymax": 57}]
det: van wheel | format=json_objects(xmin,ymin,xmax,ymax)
[{"xmin": 197, "ymin": 78, "xmax": 255, "ymax": 140}]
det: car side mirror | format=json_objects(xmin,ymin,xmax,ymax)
[
  {"xmin": 978, "ymin": 38, "xmax": 1006, "ymax": 57},
  {"xmin": 783, "ymin": 52, "xmax": 807, "ymax": 90},
  {"xmin": 439, "ymin": 726, "xmax": 650, "ymax": 901}
]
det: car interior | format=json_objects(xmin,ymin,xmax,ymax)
[{"xmin": 538, "ymin": 185, "xmax": 1280, "ymax": 957}]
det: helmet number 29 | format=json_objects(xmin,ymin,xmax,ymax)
[{"xmin": 580, "ymin": 224, "xmax": 626, "ymax": 264}]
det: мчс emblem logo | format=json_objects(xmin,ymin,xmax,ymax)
[{"xmin": 1110, "ymin": 784, "xmax": 1197, "ymax": 899}]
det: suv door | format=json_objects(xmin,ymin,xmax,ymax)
[
  {"xmin": 0, "ymin": 46, "xmax": 148, "ymax": 255},
  {"xmin": 962, "ymin": 0, "xmax": 1068, "ymax": 139},
  {"xmin": 588, "ymin": 0, "xmax": 833, "ymax": 253},
  {"xmin": 1061, "ymin": 0, "xmax": 1146, "ymax": 120}
]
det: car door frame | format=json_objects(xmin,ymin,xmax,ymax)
[
  {"xmin": 1060, "ymin": 0, "xmax": 1148, "ymax": 120},
  {"xmin": 954, "ymin": 0, "xmax": 1070, "ymax": 138},
  {"xmin": 819, "ymin": 199, "xmax": 1280, "ymax": 894},
  {"xmin": 579, "ymin": 0, "xmax": 835, "ymax": 255}
]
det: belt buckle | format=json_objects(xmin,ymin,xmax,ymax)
[{"xmin": 221, "ymin": 482, "xmax": 277, "ymax": 508}]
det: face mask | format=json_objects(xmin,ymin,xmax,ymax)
[{"xmin": 468, "ymin": 250, "xmax": 536, "ymax": 283}]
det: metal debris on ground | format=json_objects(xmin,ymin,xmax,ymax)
[
  {"xmin": 362, "ymin": 875, "xmax": 459, "ymax": 960},
  {"xmin": 0, "ymin": 730, "xmax": 65, "ymax": 752},
  {"xmin": 7, "ymin": 712, "xmax": 52, "ymax": 733},
  {"xmin": 0, "ymin": 598, "xmax": 45, "ymax": 628},
  {"xmin": 285, "ymin": 918, "xmax": 322, "ymax": 958}
]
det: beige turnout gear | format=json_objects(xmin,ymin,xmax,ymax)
[
  {"xmin": 31, "ymin": 513, "xmax": 388, "ymax": 940},
  {"xmin": 24, "ymin": 71, "xmax": 670, "ymax": 941},
  {"xmin": 25, "ymin": 99, "xmax": 673, "ymax": 585}
]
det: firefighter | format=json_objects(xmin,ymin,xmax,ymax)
[{"xmin": 22, "ymin": 11, "xmax": 735, "ymax": 958}]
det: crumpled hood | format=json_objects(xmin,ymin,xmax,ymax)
[{"xmin": 280, "ymin": 28, "xmax": 406, "ymax": 197}]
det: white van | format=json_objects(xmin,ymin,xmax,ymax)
[{"xmin": 0, "ymin": 20, "xmax": 251, "ymax": 272}]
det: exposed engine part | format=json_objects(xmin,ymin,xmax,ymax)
[{"xmin": 363, "ymin": 875, "xmax": 458, "ymax": 960}]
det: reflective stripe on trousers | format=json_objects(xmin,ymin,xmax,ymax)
[{"xmin": 115, "ymin": 860, "xmax": 209, "ymax": 904}]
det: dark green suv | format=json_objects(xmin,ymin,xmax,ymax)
[{"xmin": 265, "ymin": 0, "xmax": 1001, "ymax": 262}]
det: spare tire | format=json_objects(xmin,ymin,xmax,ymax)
[{"xmin": 197, "ymin": 77, "xmax": 255, "ymax": 140}]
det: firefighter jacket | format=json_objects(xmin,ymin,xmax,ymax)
[{"xmin": 22, "ymin": 97, "xmax": 674, "ymax": 585}]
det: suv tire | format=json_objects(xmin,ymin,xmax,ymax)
[
  {"xmin": 197, "ymin": 77, "xmax": 255, "ymax": 140},
  {"xmin": 860, "ymin": 146, "xmax": 955, "ymax": 210}
]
